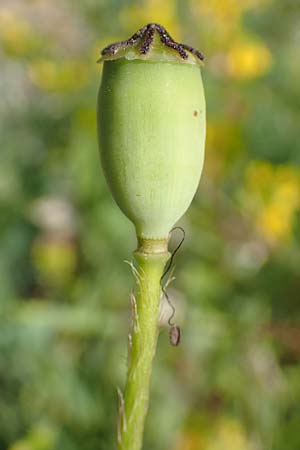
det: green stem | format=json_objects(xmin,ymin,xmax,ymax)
[{"xmin": 117, "ymin": 240, "xmax": 169, "ymax": 450}]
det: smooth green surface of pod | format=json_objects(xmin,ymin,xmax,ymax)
[{"xmin": 97, "ymin": 57, "xmax": 206, "ymax": 240}]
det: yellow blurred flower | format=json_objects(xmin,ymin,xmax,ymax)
[
  {"xmin": 192, "ymin": 0, "xmax": 271, "ymax": 43},
  {"xmin": 205, "ymin": 120, "xmax": 242, "ymax": 180},
  {"xmin": 256, "ymin": 179, "xmax": 299, "ymax": 243},
  {"xmin": 31, "ymin": 236, "xmax": 77, "ymax": 286},
  {"xmin": 196, "ymin": 0, "xmax": 271, "ymax": 22},
  {"xmin": 246, "ymin": 161, "xmax": 274, "ymax": 195},
  {"xmin": 200, "ymin": 0, "xmax": 250, "ymax": 23},
  {"xmin": 28, "ymin": 60, "xmax": 89, "ymax": 92},
  {"xmin": 207, "ymin": 417, "xmax": 255, "ymax": 450},
  {"xmin": 274, "ymin": 179, "xmax": 299, "ymax": 206},
  {"xmin": 176, "ymin": 429, "xmax": 207, "ymax": 450},
  {"xmin": 227, "ymin": 41, "xmax": 272, "ymax": 80},
  {"xmin": 176, "ymin": 417, "xmax": 254, "ymax": 450},
  {"xmin": 0, "ymin": 10, "xmax": 41, "ymax": 56},
  {"xmin": 256, "ymin": 201, "xmax": 294, "ymax": 243},
  {"xmin": 245, "ymin": 162, "xmax": 300, "ymax": 244}
]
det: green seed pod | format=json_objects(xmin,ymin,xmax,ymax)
[{"xmin": 97, "ymin": 24, "xmax": 206, "ymax": 242}]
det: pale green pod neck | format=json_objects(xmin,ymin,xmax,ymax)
[{"xmin": 136, "ymin": 237, "xmax": 168, "ymax": 254}]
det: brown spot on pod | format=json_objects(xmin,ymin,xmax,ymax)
[
  {"xmin": 169, "ymin": 325, "xmax": 181, "ymax": 346},
  {"xmin": 193, "ymin": 110, "xmax": 198, "ymax": 117}
]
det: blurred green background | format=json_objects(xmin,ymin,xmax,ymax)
[{"xmin": 1, "ymin": 0, "xmax": 300, "ymax": 449}]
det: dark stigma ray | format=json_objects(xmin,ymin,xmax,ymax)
[{"xmin": 100, "ymin": 23, "xmax": 205, "ymax": 62}]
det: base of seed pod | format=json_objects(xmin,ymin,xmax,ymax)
[{"xmin": 137, "ymin": 237, "xmax": 168, "ymax": 254}]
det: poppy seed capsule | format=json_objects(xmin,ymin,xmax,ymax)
[{"xmin": 97, "ymin": 24, "xmax": 206, "ymax": 242}]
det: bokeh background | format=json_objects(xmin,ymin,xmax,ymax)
[{"xmin": 1, "ymin": 0, "xmax": 300, "ymax": 449}]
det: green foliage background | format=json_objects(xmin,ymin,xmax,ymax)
[{"xmin": 1, "ymin": 1, "xmax": 300, "ymax": 449}]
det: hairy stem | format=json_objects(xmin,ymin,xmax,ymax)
[{"xmin": 117, "ymin": 240, "xmax": 169, "ymax": 450}]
